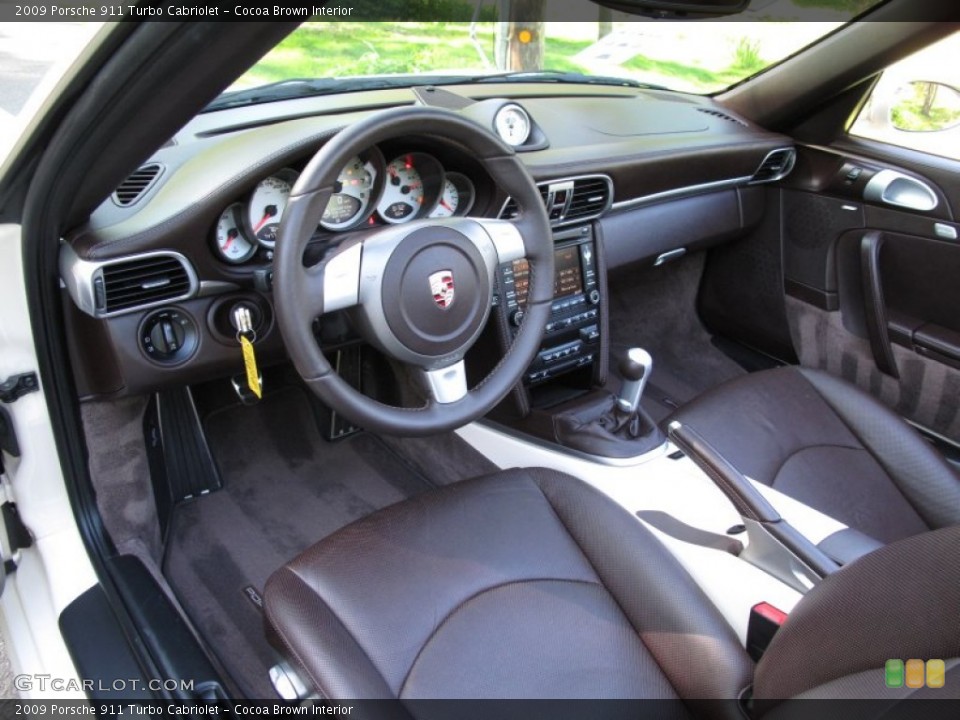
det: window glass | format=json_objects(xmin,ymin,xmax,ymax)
[
  {"xmin": 0, "ymin": 22, "xmax": 102, "ymax": 163},
  {"xmin": 849, "ymin": 33, "xmax": 960, "ymax": 160}
]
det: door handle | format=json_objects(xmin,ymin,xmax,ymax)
[
  {"xmin": 860, "ymin": 232, "xmax": 899, "ymax": 379},
  {"xmin": 863, "ymin": 169, "xmax": 938, "ymax": 212}
]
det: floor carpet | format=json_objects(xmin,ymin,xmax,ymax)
[{"xmin": 163, "ymin": 387, "xmax": 434, "ymax": 698}]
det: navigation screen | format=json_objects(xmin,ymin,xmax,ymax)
[
  {"xmin": 554, "ymin": 246, "xmax": 583, "ymax": 298},
  {"xmin": 512, "ymin": 246, "xmax": 583, "ymax": 308}
]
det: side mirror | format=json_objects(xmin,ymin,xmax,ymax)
[
  {"xmin": 590, "ymin": 0, "xmax": 750, "ymax": 19},
  {"xmin": 890, "ymin": 81, "xmax": 960, "ymax": 133}
]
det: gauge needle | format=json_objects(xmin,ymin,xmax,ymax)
[
  {"xmin": 224, "ymin": 229, "xmax": 237, "ymax": 250},
  {"xmin": 253, "ymin": 205, "xmax": 278, "ymax": 233},
  {"xmin": 439, "ymin": 199, "xmax": 454, "ymax": 212}
]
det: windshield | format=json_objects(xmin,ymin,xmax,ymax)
[{"xmin": 222, "ymin": 1, "xmax": 886, "ymax": 107}]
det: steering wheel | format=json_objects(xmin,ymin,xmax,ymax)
[{"xmin": 273, "ymin": 107, "xmax": 554, "ymax": 436}]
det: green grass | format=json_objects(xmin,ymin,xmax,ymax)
[
  {"xmin": 891, "ymin": 83, "xmax": 960, "ymax": 133},
  {"xmin": 242, "ymin": 23, "xmax": 594, "ymax": 86},
  {"xmin": 621, "ymin": 55, "xmax": 758, "ymax": 92},
  {"xmin": 239, "ymin": 23, "xmax": 760, "ymax": 94},
  {"xmin": 242, "ymin": 23, "xmax": 494, "ymax": 85}
]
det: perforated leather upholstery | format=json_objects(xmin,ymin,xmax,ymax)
[
  {"xmin": 668, "ymin": 366, "xmax": 960, "ymax": 544},
  {"xmin": 264, "ymin": 467, "xmax": 753, "ymax": 712}
]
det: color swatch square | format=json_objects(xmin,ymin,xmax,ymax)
[
  {"xmin": 885, "ymin": 659, "xmax": 904, "ymax": 688},
  {"xmin": 927, "ymin": 659, "xmax": 945, "ymax": 689},
  {"xmin": 905, "ymin": 659, "xmax": 925, "ymax": 688}
]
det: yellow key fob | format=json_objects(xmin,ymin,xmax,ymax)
[{"xmin": 240, "ymin": 334, "xmax": 262, "ymax": 399}]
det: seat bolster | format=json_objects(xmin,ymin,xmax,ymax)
[
  {"xmin": 798, "ymin": 367, "xmax": 960, "ymax": 529},
  {"xmin": 666, "ymin": 366, "xmax": 862, "ymax": 486},
  {"xmin": 753, "ymin": 526, "xmax": 960, "ymax": 704},
  {"xmin": 264, "ymin": 566, "xmax": 395, "ymax": 699},
  {"xmin": 530, "ymin": 469, "xmax": 754, "ymax": 704}
]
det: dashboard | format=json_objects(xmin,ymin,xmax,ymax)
[{"xmin": 59, "ymin": 84, "xmax": 793, "ymax": 399}]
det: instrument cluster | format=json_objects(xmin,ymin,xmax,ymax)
[{"xmin": 211, "ymin": 145, "xmax": 477, "ymax": 265}]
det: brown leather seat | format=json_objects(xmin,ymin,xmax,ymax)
[
  {"xmin": 265, "ymin": 468, "xmax": 753, "ymax": 710},
  {"xmin": 668, "ymin": 366, "xmax": 960, "ymax": 547},
  {"xmin": 264, "ymin": 468, "xmax": 960, "ymax": 707}
]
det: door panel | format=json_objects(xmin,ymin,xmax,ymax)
[{"xmin": 781, "ymin": 143, "xmax": 960, "ymax": 444}]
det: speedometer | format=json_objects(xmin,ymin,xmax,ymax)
[
  {"xmin": 247, "ymin": 168, "xmax": 298, "ymax": 248},
  {"xmin": 377, "ymin": 155, "xmax": 425, "ymax": 224},
  {"xmin": 321, "ymin": 155, "xmax": 377, "ymax": 230}
]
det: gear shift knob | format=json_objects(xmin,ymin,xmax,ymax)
[{"xmin": 617, "ymin": 348, "xmax": 653, "ymax": 414}]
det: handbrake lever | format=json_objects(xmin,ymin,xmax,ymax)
[{"xmin": 668, "ymin": 420, "xmax": 839, "ymax": 593}]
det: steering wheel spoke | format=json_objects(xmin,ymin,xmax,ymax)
[
  {"xmin": 473, "ymin": 218, "xmax": 527, "ymax": 265},
  {"xmin": 420, "ymin": 360, "xmax": 468, "ymax": 404},
  {"xmin": 320, "ymin": 239, "xmax": 363, "ymax": 314}
]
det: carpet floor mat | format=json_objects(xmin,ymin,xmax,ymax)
[{"xmin": 163, "ymin": 386, "xmax": 434, "ymax": 698}]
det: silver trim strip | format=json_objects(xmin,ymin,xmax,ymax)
[
  {"xmin": 499, "ymin": 174, "xmax": 613, "ymax": 229},
  {"xmin": 610, "ymin": 176, "xmax": 751, "ymax": 212},
  {"xmin": 59, "ymin": 243, "xmax": 199, "ymax": 318},
  {"xmin": 610, "ymin": 147, "xmax": 796, "ymax": 213}
]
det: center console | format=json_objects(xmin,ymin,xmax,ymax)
[
  {"xmin": 489, "ymin": 222, "xmax": 665, "ymax": 460},
  {"xmin": 497, "ymin": 225, "xmax": 602, "ymax": 387}
]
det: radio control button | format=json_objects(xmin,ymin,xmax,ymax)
[{"xmin": 580, "ymin": 325, "xmax": 600, "ymax": 343}]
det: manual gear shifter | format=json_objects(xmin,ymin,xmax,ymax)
[
  {"xmin": 547, "ymin": 347, "xmax": 663, "ymax": 458},
  {"xmin": 616, "ymin": 347, "xmax": 653, "ymax": 414}
]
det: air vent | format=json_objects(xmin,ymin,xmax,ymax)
[
  {"xmin": 565, "ymin": 177, "xmax": 612, "ymax": 222},
  {"xmin": 100, "ymin": 254, "xmax": 193, "ymax": 314},
  {"xmin": 751, "ymin": 148, "xmax": 796, "ymax": 184},
  {"xmin": 696, "ymin": 107, "xmax": 748, "ymax": 127},
  {"xmin": 499, "ymin": 175, "xmax": 612, "ymax": 227},
  {"xmin": 112, "ymin": 163, "xmax": 163, "ymax": 207}
]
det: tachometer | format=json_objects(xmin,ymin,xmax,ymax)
[
  {"xmin": 247, "ymin": 168, "xmax": 298, "ymax": 248},
  {"xmin": 377, "ymin": 154, "xmax": 425, "ymax": 224},
  {"xmin": 428, "ymin": 172, "xmax": 475, "ymax": 218},
  {"xmin": 213, "ymin": 203, "xmax": 257, "ymax": 264},
  {"xmin": 321, "ymin": 155, "xmax": 378, "ymax": 230}
]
